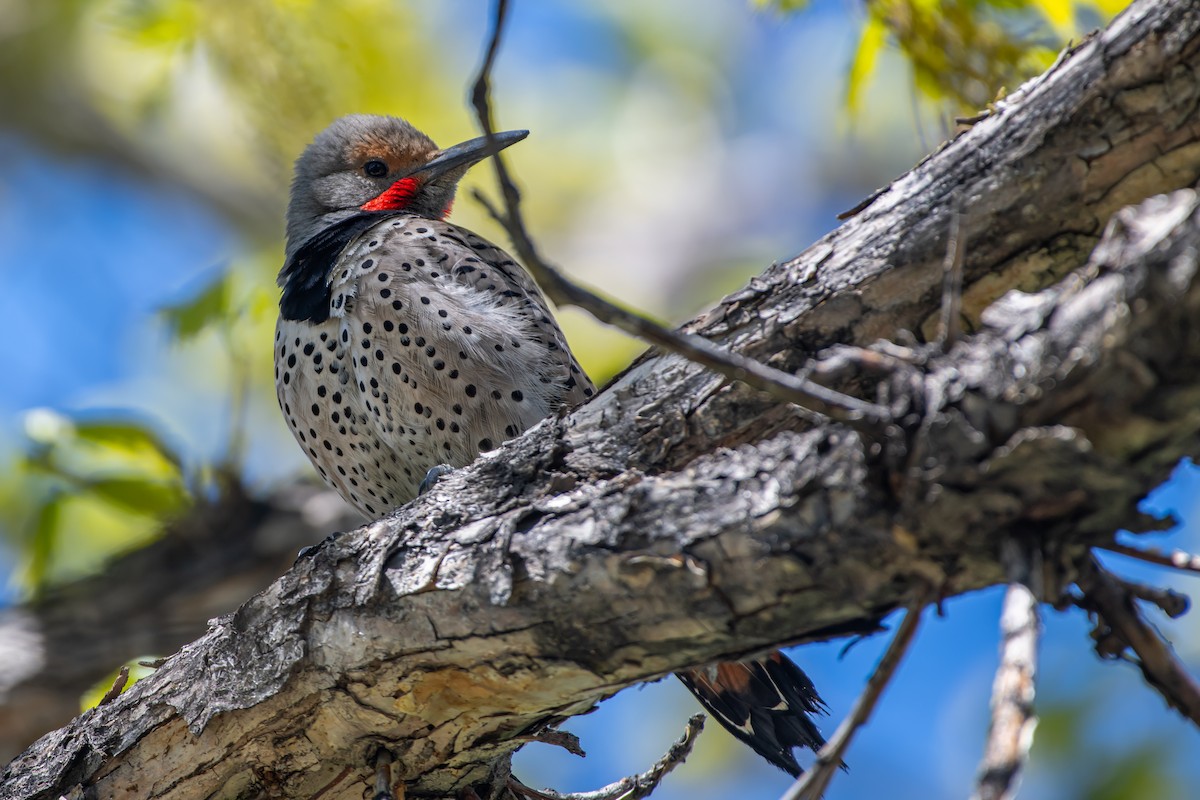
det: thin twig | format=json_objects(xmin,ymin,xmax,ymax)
[
  {"xmin": 1077, "ymin": 557, "xmax": 1200, "ymax": 727},
  {"xmin": 1102, "ymin": 542, "xmax": 1200, "ymax": 576},
  {"xmin": 468, "ymin": 0, "xmax": 891, "ymax": 430},
  {"xmin": 780, "ymin": 596, "xmax": 930, "ymax": 800},
  {"xmin": 1111, "ymin": 575, "xmax": 1190, "ymax": 619},
  {"xmin": 836, "ymin": 188, "xmax": 886, "ymax": 221},
  {"xmin": 98, "ymin": 665, "xmax": 130, "ymax": 706},
  {"xmin": 937, "ymin": 210, "xmax": 966, "ymax": 348},
  {"xmin": 517, "ymin": 728, "xmax": 586, "ymax": 757},
  {"xmin": 956, "ymin": 111, "xmax": 992, "ymax": 126},
  {"xmin": 509, "ymin": 715, "xmax": 704, "ymax": 800},
  {"xmin": 972, "ymin": 543, "xmax": 1041, "ymax": 800}
]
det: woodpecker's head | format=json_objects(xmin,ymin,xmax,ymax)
[{"xmin": 285, "ymin": 114, "xmax": 527, "ymax": 257}]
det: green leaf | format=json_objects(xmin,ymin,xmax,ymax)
[
  {"xmin": 752, "ymin": 0, "xmax": 811, "ymax": 11},
  {"xmin": 846, "ymin": 13, "xmax": 889, "ymax": 115},
  {"xmin": 73, "ymin": 419, "xmax": 185, "ymax": 473},
  {"xmin": 117, "ymin": 0, "xmax": 201, "ymax": 48},
  {"xmin": 1032, "ymin": 0, "xmax": 1076, "ymax": 35},
  {"xmin": 86, "ymin": 477, "xmax": 189, "ymax": 518},
  {"xmin": 159, "ymin": 270, "xmax": 232, "ymax": 342},
  {"xmin": 26, "ymin": 492, "xmax": 63, "ymax": 591},
  {"xmin": 1078, "ymin": 0, "xmax": 1131, "ymax": 16}
]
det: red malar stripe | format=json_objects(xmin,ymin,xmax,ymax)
[{"xmin": 361, "ymin": 176, "xmax": 420, "ymax": 211}]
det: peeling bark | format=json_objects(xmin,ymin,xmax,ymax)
[{"xmin": 3, "ymin": 1, "xmax": 1200, "ymax": 798}]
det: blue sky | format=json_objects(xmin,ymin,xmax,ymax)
[
  {"xmin": 0, "ymin": 136, "xmax": 230, "ymax": 429},
  {"xmin": 1, "ymin": 1, "xmax": 1197, "ymax": 798}
]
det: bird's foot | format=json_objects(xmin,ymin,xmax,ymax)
[{"xmin": 419, "ymin": 464, "xmax": 454, "ymax": 495}]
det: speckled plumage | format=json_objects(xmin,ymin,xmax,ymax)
[
  {"xmin": 275, "ymin": 115, "xmax": 827, "ymax": 778},
  {"xmin": 275, "ymin": 213, "xmax": 591, "ymax": 515}
]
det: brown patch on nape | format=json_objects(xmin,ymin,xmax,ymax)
[{"xmin": 347, "ymin": 129, "xmax": 438, "ymax": 175}]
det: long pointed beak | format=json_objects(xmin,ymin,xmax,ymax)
[{"xmin": 412, "ymin": 129, "xmax": 529, "ymax": 180}]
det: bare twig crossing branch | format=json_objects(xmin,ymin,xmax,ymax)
[
  {"xmin": 510, "ymin": 715, "xmax": 705, "ymax": 800},
  {"xmin": 780, "ymin": 597, "xmax": 931, "ymax": 800},
  {"xmin": 1078, "ymin": 558, "xmax": 1200, "ymax": 727},
  {"xmin": 468, "ymin": 0, "xmax": 892, "ymax": 428},
  {"xmin": 1103, "ymin": 542, "xmax": 1200, "ymax": 577}
]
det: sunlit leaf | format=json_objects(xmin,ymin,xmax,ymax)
[
  {"xmin": 847, "ymin": 13, "xmax": 890, "ymax": 115},
  {"xmin": 751, "ymin": 0, "xmax": 811, "ymax": 12},
  {"xmin": 73, "ymin": 420, "xmax": 185, "ymax": 473},
  {"xmin": 22, "ymin": 408, "xmax": 74, "ymax": 447},
  {"xmin": 159, "ymin": 269, "xmax": 232, "ymax": 343},
  {"xmin": 7, "ymin": 411, "xmax": 191, "ymax": 590},
  {"xmin": 1080, "ymin": 0, "xmax": 1131, "ymax": 16},
  {"xmin": 1033, "ymin": 0, "xmax": 1076, "ymax": 36},
  {"xmin": 115, "ymin": 0, "xmax": 201, "ymax": 47},
  {"xmin": 843, "ymin": 0, "xmax": 1131, "ymax": 115},
  {"xmin": 26, "ymin": 492, "xmax": 63, "ymax": 591},
  {"xmin": 86, "ymin": 477, "xmax": 189, "ymax": 518}
]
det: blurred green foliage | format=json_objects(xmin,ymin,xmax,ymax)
[
  {"xmin": 0, "ymin": 0, "xmax": 1127, "ymax": 597},
  {"xmin": 1037, "ymin": 688, "xmax": 1180, "ymax": 799},
  {"xmin": 0, "ymin": 410, "xmax": 189, "ymax": 591},
  {"xmin": 760, "ymin": 0, "xmax": 1127, "ymax": 113},
  {"xmin": 98, "ymin": 0, "xmax": 445, "ymax": 188},
  {"xmin": 5, "ymin": 4, "xmax": 1184, "ymax": 795}
]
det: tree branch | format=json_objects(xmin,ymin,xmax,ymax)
[
  {"xmin": 1077, "ymin": 557, "xmax": 1200, "ymax": 724},
  {"xmin": 5, "ymin": 178, "xmax": 1200, "ymax": 798},
  {"xmin": 4, "ymin": 1, "xmax": 1200, "ymax": 796},
  {"xmin": 972, "ymin": 543, "xmax": 1042, "ymax": 800}
]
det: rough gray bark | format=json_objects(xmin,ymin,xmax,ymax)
[
  {"xmin": 6, "ymin": 188, "xmax": 1200, "ymax": 800},
  {"xmin": 3, "ymin": 0, "xmax": 1200, "ymax": 798}
]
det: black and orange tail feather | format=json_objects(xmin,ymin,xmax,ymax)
[{"xmin": 676, "ymin": 651, "xmax": 831, "ymax": 777}]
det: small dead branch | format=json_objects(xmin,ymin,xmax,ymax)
[
  {"xmin": 896, "ymin": 210, "xmax": 970, "ymax": 505},
  {"xmin": 509, "ymin": 715, "xmax": 704, "ymax": 800},
  {"xmin": 972, "ymin": 543, "xmax": 1042, "ymax": 800},
  {"xmin": 956, "ymin": 111, "xmax": 992, "ymax": 126},
  {"xmin": 1109, "ymin": 575, "xmax": 1190, "ymax": 619},
  {"xmin": 1103, "ymin": 542, "xmax": 1200, "ymax": 576},
  {"xmin": 468, "ymin": 0, "xmax": 891, "ymax": 429},
  {"xmin": 938, "ymin": 210, "xmax": 966, "ymax": 348},
  {"xmin": 1077, "ymin": 558, "xmax": 1200, "ymax": 726},
  {"xmin": 520, "ymin": 728, "xmax": 586, "ymax": 758},
  {"xmin": 98, "ymin": 666, "xmax": 130, "ymax": 706},
  {"xmin": 780, "ymin": 596, "xmax": 930, "ymax": 800}
]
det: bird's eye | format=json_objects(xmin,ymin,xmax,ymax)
[{"xmin": 363, "ymin": 160, "xmax": 389, "ymax": 178}]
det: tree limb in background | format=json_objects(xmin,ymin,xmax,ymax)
[
  {"xmin": 972, "ymin": 543, "xmax": 1042, "ymax": 800},
  {"xmin": 1077, "ymin": 557, "xmax": 1200, "ymax": 726},
  {"xmin": 1103, "ymin": 542, "xmax": 1200, "ymax": 576},
  {"xmin": 0, "ymin": 483, "xmax": 358, "ymax": 762}
]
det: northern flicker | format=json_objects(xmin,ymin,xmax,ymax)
[{"xmin": 275, "ymin": 114, "xmax": 830, "ymax": 777}]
